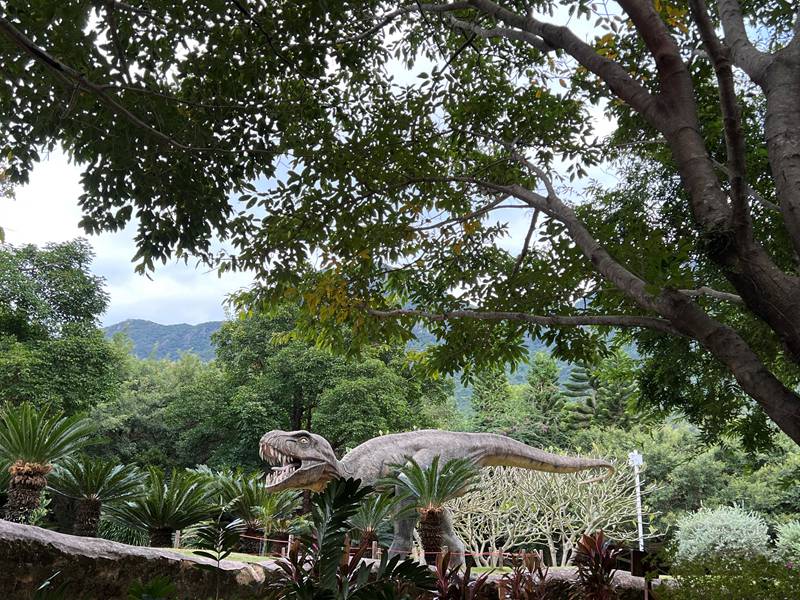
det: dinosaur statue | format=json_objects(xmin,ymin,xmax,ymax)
[{"xmin": 259, "ymin": 429, "xmax": 613, "ymax": 563}]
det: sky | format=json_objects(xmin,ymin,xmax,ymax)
[{"xmin": 2, "ymin": 150, "xmax": 253, "ymax": 326}]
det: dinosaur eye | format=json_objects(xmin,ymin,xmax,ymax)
[{"xmin": 299, "ymin": 437, "xmax": 310, "ymax": 444}]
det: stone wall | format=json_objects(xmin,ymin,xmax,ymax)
[
  {"xmin": 2, "ymin": 521, "xmax": 665, "ymax": 599},
  {"xmin": 1, "ymin": 520, "xmax": 274, "ymax": 599}
]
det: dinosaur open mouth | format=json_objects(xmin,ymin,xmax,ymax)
[{"xmin": 260, "ymin": 443, "xmax": 303, "ymax": 486}]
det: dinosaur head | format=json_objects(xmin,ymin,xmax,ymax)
[{"xmin": 259, "ymin": 430, "xmax": 341, "ymax": 492}]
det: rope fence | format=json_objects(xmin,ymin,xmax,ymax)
[{"xmin": 177, "ymin": 530, "xmax": 549, "ymax": 563}]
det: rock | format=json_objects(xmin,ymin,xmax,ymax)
[{"xmin": 0, "ymin": 520, "xmax": 277, "ymax": 599}]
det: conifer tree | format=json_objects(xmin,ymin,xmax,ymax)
[
  {"xmin": 470, "ymin": 368, "xmax": 512, "ymax": 432},
  {"xmin": 563, "ymin": 362, "xmax": 600, "ymax": 430}
]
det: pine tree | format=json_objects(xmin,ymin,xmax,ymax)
[
  {"xmin": 562, "ymin": 362, "xmax": 600, "ymax": 430},
  {"xmin": 593, "ymin": 349, "xmax": 639, "ymax": 428},
  {"xmin": 517, "ymin": 352, "xmax": 569, "ymax": 447},
  {"xmin": 470, "ymin": 368, "xmax": 512, "ymax": 431}
]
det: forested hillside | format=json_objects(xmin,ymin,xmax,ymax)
[
  {"xmin": 103, "ymin": 319, "xmax": 222, "ymax": 361},
  {"xmin": 105, "ymin": 319, "xmax": 549, "ymax": 386}
]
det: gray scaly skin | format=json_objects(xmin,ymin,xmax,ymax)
[{"xmin": 259, "ymin": 429, "xmax": 613, "ymax": 563}]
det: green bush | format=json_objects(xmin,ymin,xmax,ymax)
[
  {"xmin": 659, "ymin": 554, "xmax": 800, "ymax": 600},
  {"xmin": 674, "ymin": 506, "xmax": 770, "ymax": 564},
  {"xmin": 776, "ymin": 521, "xmax": 800, "ymax": 563}
]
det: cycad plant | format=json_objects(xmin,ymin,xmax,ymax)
[
  {"xmin": 109, "ymin": 467, "xmax": 211, "ymax": 547},
  {"xmin": 217, "ymin": 472, "xmax": 301, "ymax": 554},
  {"xmin": 269, "ymin": 478, "xmax": 434, "ymax": 599},
  {"xmin": 383, "ymin": 456, "xmax": 479, "ymax": 563},
  {"xmin": 254, "ymin": 489, "xmax": 302, "ymax": 537},
  {"xmin": 348, "ymin": 490, "xmax": 409, "ymax": 548},
  {"xmin": 49, "ymin": 456, "xmax": 144, "ymax": 537},
  {"xmin": 0, "ymin": 402, "xmax": 96, "ymax": 523}
]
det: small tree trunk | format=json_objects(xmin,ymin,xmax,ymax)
[
  {"xmin": 240, "ymin": 528, "xmax": 262, "ymax": 555},
  {"xmin": 3, "ymin": 461, "xmax": 49, "ymax": 524},
  {"xmin": 418, "ymin": 509, "xmax": 443, "ymax": 565},
  {"xmin": 149, "ymin": 528, "xmax": 174, "ymax": 547},
  {"xmin": 73, "ymin": 498, "xmax": 102, "ymax": 537}
]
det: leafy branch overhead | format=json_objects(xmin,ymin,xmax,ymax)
[{"xmin": 4, "ymin": 2, "xmax": 800, "ymax": 446}]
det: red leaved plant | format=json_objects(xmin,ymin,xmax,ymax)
[{"xmin": 572, "ymin": 531, "xmax": 622, "ymax": 600}]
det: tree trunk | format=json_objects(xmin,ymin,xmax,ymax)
[
  {"xmin": 3, "ymin": 461, "xmax": 49, "ymax": 524},
  {"xmin": 148, "ymin": 528, "xmax": 174, "ymax": 548},
  {"xmin": 239, "ymin": 527, "xmax": 262, "ymax": 555},
  {"xmin": 418, "ymin": 509, "xmax": 443, "ymax": 566},
  {"xmin": 73, "ymin": 498, "xmax": 101, "ymax": 537}
]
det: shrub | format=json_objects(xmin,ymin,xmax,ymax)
[
  {"xmin": 660, "ymin": 554, "xmax": 800, "ymax": 600},
  {"xmin": 776, "ymin": 520, "xmax": 800, "ymax": 564},
  {"xmin": 674, "ymin": 506, "xmax": 770, "ymax": 564}
]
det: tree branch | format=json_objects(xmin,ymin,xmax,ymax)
[
  {"xmin": 365, "ymin": 307, "xmax": 683, "ymax": 336},
  {"xmin": 410, "ymin": 194, "xmax": 517, "ymax": 232},
  {"xmin": 616, "ymin": 0, "xmax": 690, "ymax": 96},
  {"xmin": 510, "ymin": 209, "xmax": 539, "ymax": 278},
  {"xmin": 461, "ymin": 0, "xmax": 664, "ymax": 128},
  {"xmin": 678, "ymin": 286, "xmax": 744, "ymax": 304},
  {"xmin": 444, "ymin": 13, "xmax": 552, "ymax": 53},
  {"xmin": 689, "ymin": 0, "xmax": 750, "ymax": 228},
  {"xmin": 402, "ymin": 174, "xmax": 662, "ymax": 312},
  {"xmin": 710, "ymin": 158, "xmax": 780, "ymax": 212},
  {"xmin": 717, "ymin": 0, "xmax": 772, "ymax": 83}
]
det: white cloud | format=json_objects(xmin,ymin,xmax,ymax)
[{"xmin": 2, "ymin": 150, "xmax": 252, "ymax": 326}]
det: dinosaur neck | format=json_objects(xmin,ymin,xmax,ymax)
[{"xmin": 333, "ymin": 459, "xmax": 350, "ymax": 478}]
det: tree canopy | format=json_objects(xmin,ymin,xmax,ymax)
[{"xmin": 3, "ymin": 2, "xmax": 800, "ymax": 445}]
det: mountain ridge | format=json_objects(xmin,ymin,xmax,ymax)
[
  {"xmin": 104, "ymin": 318, "xmax": 547, "ymax": 385},
  {"xmin": 104, "ymin": 319, "xmax": 222, "ymax": 361}
]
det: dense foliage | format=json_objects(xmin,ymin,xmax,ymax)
[
  {"xmin": 661, "ymin": 556, "xmax": 800, "ymax": 600},
  {"xmin": 4, "ymin": 0, "xmax": 800, "ymax": 445},
  {"xmin": 0, "ymin": 241, "xmax": 125, "ymax": 413},
  {"xmin": 776, "ymin": 521, "xmax": 800, "ymax": 564},
  {"xmin": 268, "ymin": 478, "xmax": 435, "ymax": 599},
  {"xmin": 93, "ymin": 307, "xmax": 453, "ymax": 470}
]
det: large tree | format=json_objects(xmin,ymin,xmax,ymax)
[
  {"xmin": 3, "ymin": 2, "xmax": 800, "ymax": 444},
  {"xmin": 0, "ymin": 240, "xmax": 124, "ymax": 413}
]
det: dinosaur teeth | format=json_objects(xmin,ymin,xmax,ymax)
[{"xmin": 265, "ymin": 464, "xmax": 298, "ymax": 486}]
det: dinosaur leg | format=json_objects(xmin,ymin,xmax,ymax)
[
  {"xmin": 440, "ymin": 508, "xmax": 466, "ymax": 568},
  {"xmin": 388, "ymin": 489, "xmax": 418, "ymax": 559}
]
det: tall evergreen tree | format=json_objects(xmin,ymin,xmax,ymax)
[
  {"xmin": 563, "ymin": 362, "xmax": 600, "ymax": 430},
  {"xmin": 594, "ymin": 350, "xmax": 640, "ymax": 429},
  {"xmin": 470, "ymin": 368, "xmax": 512, "ymax": 432}
]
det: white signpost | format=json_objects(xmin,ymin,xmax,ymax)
[
  {"xmin": 628, "ymin": 450, "xmax": 645, "ymax": 552},
  {"xmin": 628, "ymin": 450, "xmax": 647, "ymax": 599}
]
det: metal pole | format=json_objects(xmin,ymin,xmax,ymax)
[
  {"xmin": 628, "ymin": 450, "xmax": 647, "ymax": 600},
  {"xmin": 628, "ymin": 450, "xmax": 644, "ymax": 552}
]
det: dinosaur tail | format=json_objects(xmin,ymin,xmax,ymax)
[{"xmin": 477, "ymin": 433, "xmax": 615, "ymax": 483}]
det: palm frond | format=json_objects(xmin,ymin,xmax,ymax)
[
  {"xmin": 49, "ymin": 456, "xmax": 144, "ymax": 503},
  {"xmin": 0, "ymin": 402, "xmax": 96, "ymax": 466},
  {"xmin": 349, "ymin": 491, "xmax": 412, "ymax": 543},
  {"xmin": 108, "ymin": 467, "xmax": 211, "ymax": 533},
  {"xmin": 381, "ymin": 456, "xmax": 480, "ymax": 511}
]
